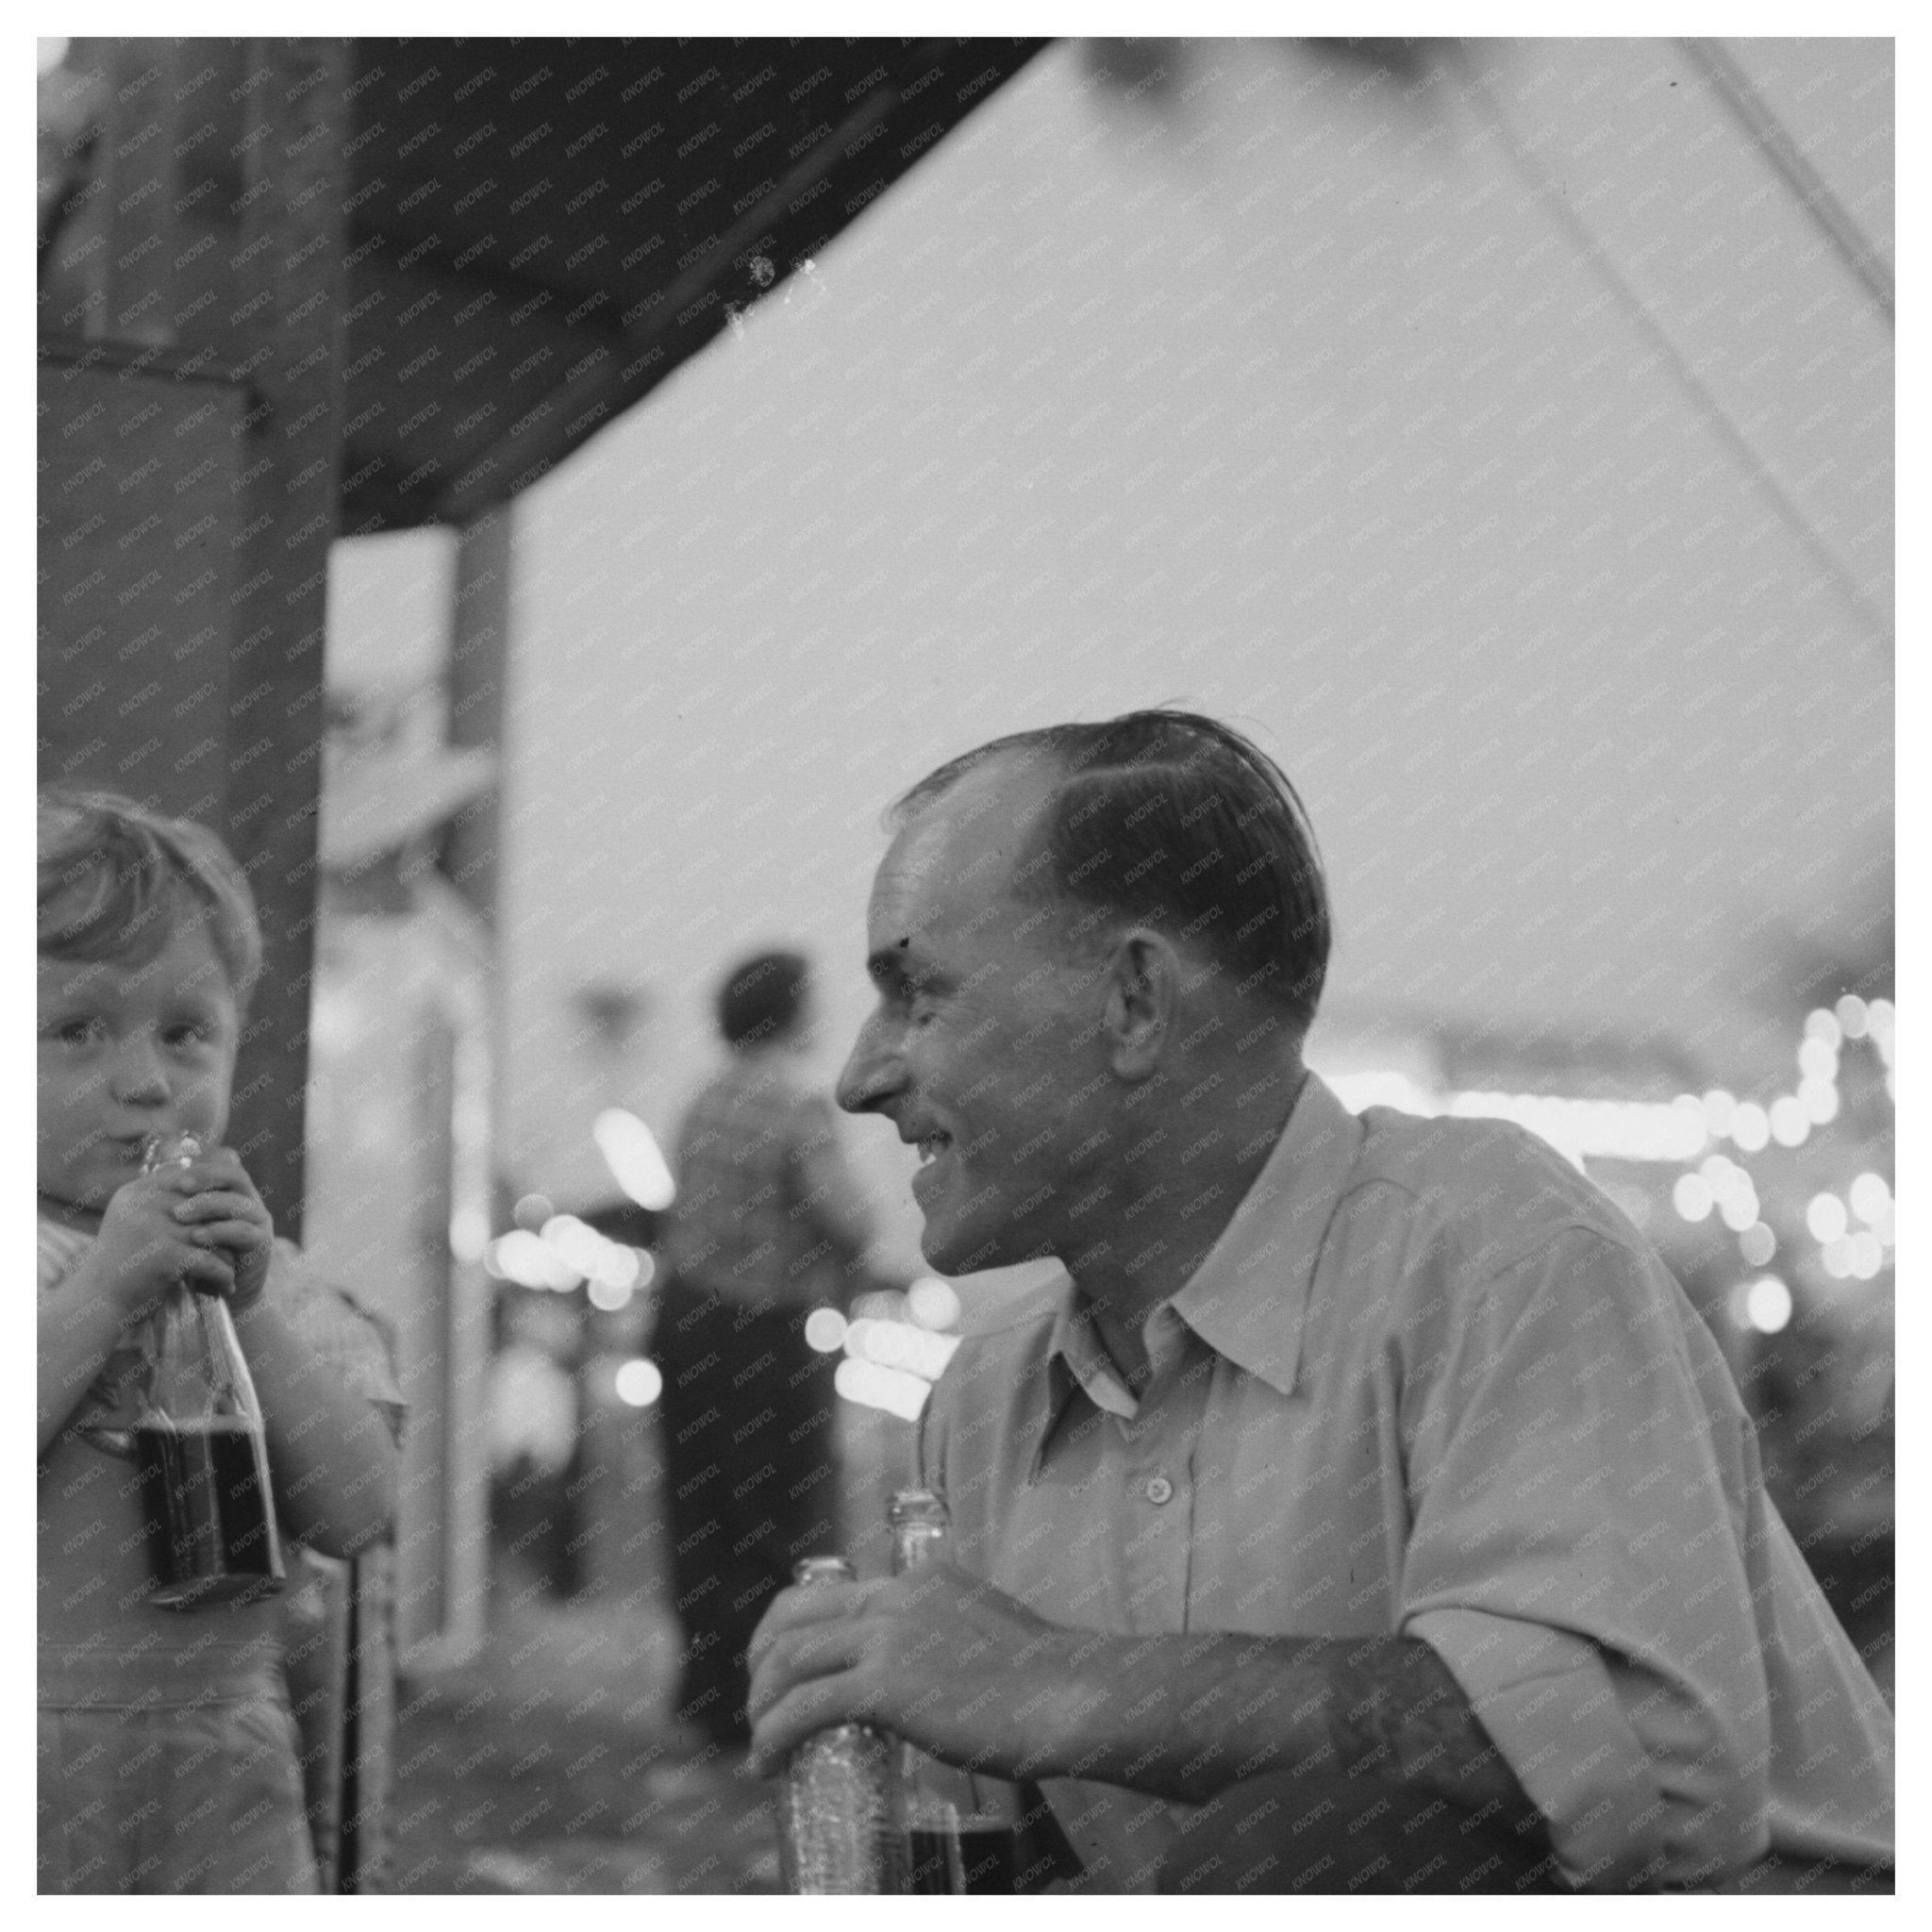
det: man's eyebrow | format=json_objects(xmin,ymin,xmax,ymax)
[{"xmin": 867, "ymin": 942, "xmax": 941, "ymax": 988}]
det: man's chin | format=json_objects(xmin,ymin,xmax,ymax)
[
  {"xmin": 919, "ymin": 1223, "xmax": 1048, "ymax": 1280},
  {"xmin": 918, "ymin": 1223, "xmax": 1001, "ymax": 1279}
]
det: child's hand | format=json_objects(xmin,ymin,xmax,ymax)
[
  {"xmin": 88, "ymin": 1166, "xmax": 238, "ymax": 1321},
  {"xmin": 169, "ymin": 1147, "xmax": 276, "ymax": 1311}
]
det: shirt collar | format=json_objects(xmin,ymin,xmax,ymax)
[
  {"xmin": 1037, "ymin": 1071, "xmax": 1364, "ymax": 1457},
  {"xmin": 1170, "ymin": 1071, "xmax": 1362, "ymax": 1396}
]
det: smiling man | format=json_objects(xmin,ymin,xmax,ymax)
[{"xmin": 746, "ymin": 710, "xmax": 1893, "ymax": 1894}]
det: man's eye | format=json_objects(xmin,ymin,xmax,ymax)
[
  {"xmin": 48, "ymin": 1018, "xmax": 101, "ymax": 1046},
  {"xmin": 164, "ymin": 1024, "xmax": 211, "ymax": 1048}
]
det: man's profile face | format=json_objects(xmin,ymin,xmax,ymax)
[{"xmin": 836, "ymin": 756, "xmax": 1110, "ymax": 1277}]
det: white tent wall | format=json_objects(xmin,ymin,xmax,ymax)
[{"xmin": 331, "ymin": 38, "xmax": 1891, "ymax": 1274}]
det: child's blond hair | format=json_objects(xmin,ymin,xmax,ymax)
[{"xmin": 38, "ymin": 790, "xmax": 263, "ymax": 1006}]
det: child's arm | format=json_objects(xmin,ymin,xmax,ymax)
[
  {"xmin": 233, "ymin": 1287, "xmax": 399, "ymax": 1558},
  {"xmin": 173, "ymin": 1148, "xmax": 400, "ymax": 1559},
  {"xmin": 38, "ymin": 1169, "xmax": 237, "ymax": 1455}
]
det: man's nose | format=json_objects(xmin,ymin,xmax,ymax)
[{"xmin": 835, "ymin": 1016, "xmax": 902, "ymax": 1116}]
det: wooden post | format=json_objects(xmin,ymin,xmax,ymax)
[
  {"xmin": 80, "ymin": 37, "xmax": 186, "ymax": 347},
  {"xmin": 444, "ymin": 505, "xmax": 512, "ymax": 923},
  {"xmin": 223, "ymin": 39, "xmax": 353, "ymax": 1237}
]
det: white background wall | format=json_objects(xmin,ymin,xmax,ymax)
[{"xmin": 326, "ymin": 38, "xmax": 1892, "ymax": 1274}]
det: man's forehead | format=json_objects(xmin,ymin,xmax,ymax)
[{"xmin": 869, "ymin": 754, "xmax": 1058, "ymax": 940}]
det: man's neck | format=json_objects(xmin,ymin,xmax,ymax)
[{"xmin": 1064, "ymin": 1058, "xmax": 1308, "ymax": 1391}]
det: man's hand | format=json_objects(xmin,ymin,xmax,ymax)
[
  {"xmin": 167, "ymin": 1145, "xmax": 275, "ymax": 1309},
  {"xmin": 83, "ymin": 1164, "xmax": 236, "ymax": 1318},
  {"xmin": 746, "ymin": 1559, "xmax": 1080, "ymax": 1779},
  {"xmin": 752, "ymin": 1574, "xmax": 1553, "ymax": 1861}
]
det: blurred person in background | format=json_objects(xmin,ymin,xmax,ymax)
[
  {"xmin": 747, "ymin": 709, "xmax": 1894, "ymax": 1894},
  {"xmin": 487, "ymin": 1289, "xmax": 589, "ymax": 1607},
  {"xmin": 655, "ymin": 950, "xmax": 883, "ymax": 1751}
]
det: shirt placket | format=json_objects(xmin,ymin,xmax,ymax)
[{"xmin": 1115, "ymin": 1307, "xmax": 1206, "ymax": 1635}]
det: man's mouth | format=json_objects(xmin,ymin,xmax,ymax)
[{"xmin": 916, "ymin": 1133, "xmax": 952, "ymax": 1167}]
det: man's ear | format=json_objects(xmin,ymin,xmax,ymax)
[{"xmin": 1103, "ymin": 930, "xmax": 1182, "ymax": 1081}]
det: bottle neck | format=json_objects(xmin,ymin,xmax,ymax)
[{"xmin": 891, "ymin": 1521, "xmax": 947, "ymax": 1574}]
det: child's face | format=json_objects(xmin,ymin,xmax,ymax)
[{"xmin": 38, "ymin": 919, "xmax": 241, "ymax": 1219}]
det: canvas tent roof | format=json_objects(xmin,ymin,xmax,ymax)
[{"xmin": 41, "ymin": 37, "xmax": 1048, "ymax": 529}]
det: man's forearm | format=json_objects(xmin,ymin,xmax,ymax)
[{"xmin": 1047, "ymin": 1627, "xmax": 1545, "ymax": 1838}]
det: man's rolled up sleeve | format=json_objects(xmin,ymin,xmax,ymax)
[{"xmin": 1395, "ymin": 1230, "xmax": 1774, "ymax": 1890}]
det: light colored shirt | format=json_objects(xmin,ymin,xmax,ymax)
[
  {"xmin": 919, "ymin": 1074, "xmax": 1893, "ymax": 1893},
  {"xmin": 38, "ymin": 1220, "xmax": 404, "ymax": 1703}
]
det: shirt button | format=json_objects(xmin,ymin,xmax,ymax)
[{"xmin": 1143, "ymin": 1474, "xmax": 1174, "ymax": 1506}]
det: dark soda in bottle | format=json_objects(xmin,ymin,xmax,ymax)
[
  {"xmin": 888, "ymin": 1487, "xmax": 1078, "ymax": 1893},
  {"xmin": 133, "ymin": 1132, "xmax": 285, "ymax": 1607}
]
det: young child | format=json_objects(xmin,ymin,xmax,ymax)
[{"xmin": 38, "ymin": 790, "xmax": 403, "ymax": 1894}]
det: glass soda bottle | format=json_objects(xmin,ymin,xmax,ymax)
[
  {"xmin": 889, "ymin": 1487, "xmax": 1034, "ymax": 1894},
  {"xmin": 776, "ymin": 1555, "xmax": 908, "ymax": 1893},
  {"xmin": 129, "ymin": 1131, "xmax": 286, "ymax": 1607}
]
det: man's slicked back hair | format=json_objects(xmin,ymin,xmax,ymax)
[{"xmin": 892, "ymin": 709, "xmax": 1331, "ymax": 1036}]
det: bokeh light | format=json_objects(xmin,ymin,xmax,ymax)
[
  {"xmin": 1797, "ymin": 1077, "xmax": 1840, "ymax": 1124},
  {"xmin": 542, "ymin": 1214, "xmax": 608, "ymax": 1277},
  {"xmin": 1738, "ymin": 1223, "xmax": 1776, "ymax": 1267},
  {"xmin": 1729, "ymin": 1103, "xmax": 1770, "ymax": 1153},
  {"xmin": 1847, "ymin": 1232, "xmax": 1884, "ymax": 1280},
  {"xmin": 1866, "ymin": 999, "xmax": 1895, "ymax": 1058},
  {"xmin": 1673, "ymin": 1174, "xmax": 1713, "ymax": 1223},
  {"xmin": 490, "ymin": 1228, "xmax": 578, "ymax": 1291},
  {"xmin": 591, "ymin": 1245, "xmax": 641, "ymax": 1291},
  {"xmin": 906, "ymin": 1278, "xmax": 961, "ymax": 1331},
  {"xmin": 804, "ymin": 1307, "xmax": 848, "ymax": 1354},
  {"xmin": 834, "ymin": 1356, "xmax": 930, "ymax": 1422},
  {"xmin": 613, "ymin": 1358, "xmax": 662, "ymax": 1407},
  {"xmin": 1833, "ymin": 994, "xmax": 1868, "ymax": 1040},
  {"xmin": 1849, "ymin": 1174, "xmax": 1890, "ymax": 1224},
  {"xmin": 1796, "ymin": 1038, "xmax": 1838, "ymax": 1082},
  {"xmin": 1768, "ymin": 1096, "xmax": 1809, "ymax": 1147},
  {"xmin": 1745, "ymin": 1276, "xmax": 1792, "ymax": 1334},
  {"xmin": 450, "ymin": 1205, "xmax": 491, "ymax": 1261},
  {"xmin": 1719, "ymin": 1189, "xmax": 1759, "ymax": 1235},
  {"xmin": 1807, "ymin": 1194, "xmax": 1848, "ymax": 1244},
  {"xmin": 1806, "ymin": 1008, "xmax": 1844, "ymax": 1049},
  {"xmin": 593, "ymin": 1108, "xmax": 677, "ymax": 1211},
  {"xmin": 845, "ymin": 1315, "xmax": 958, "ymax": 1383},
  {"xmin": 588, "ymin": 1274, "xmax": 634, "ymax": 1312}
]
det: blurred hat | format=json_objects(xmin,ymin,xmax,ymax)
[{"xmin": 319, "ymin": 677, "xmax": 495, "ymax": 870}]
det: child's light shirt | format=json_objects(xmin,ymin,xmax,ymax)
[{"xmin": 37, "ymin": 1217, "xmax": 403, "ymax": 1702}]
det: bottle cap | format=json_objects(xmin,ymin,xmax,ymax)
[
  {"xmin": 142, "ymin": 1131, "xmax": 204, "ymax": 1174},
  {"xmin": 887, "ymin": 1486, "xmax": 948, "ymax": 1528},
  {"xmin": 793, "ymin": 1554, "xmax": 857, "ymax": 1586}
]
